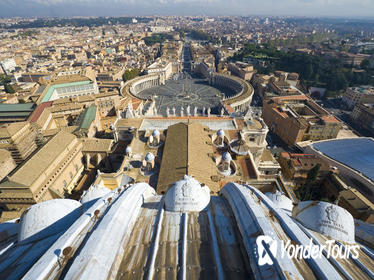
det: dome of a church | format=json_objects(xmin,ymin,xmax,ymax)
[
  {"xmin": 145, "ymin": 152, "xmax": 155, "ymax": 162},
  {"xmin": 18, "ymin": 199, "xmax": 82, "ymax": 244},
  {"xmin": 217, "ymin": 129, "xmax": 225, "ymax": 137},
  {"xmin": 152, "ymin": 129, "xmax": 160, "ymax": 137}
]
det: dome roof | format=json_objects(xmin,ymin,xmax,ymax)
[
  {"xmin": 229, "ymin": 139, "xmax": 249, "ymax": 156},
  {"xmin": 80, "ymin": 184, "xmax": 111, "ymax": 204},
  {"xmin": 217, "ymin": 129, "xmax": 225, "ymax": 137},
  {"xmin": 152, "ymin": 129, "xmax": 160, "ymax": 137},
  {"xmin": 222, "ymin": 152, "xmax": 232, "ymax": 162},
  {"xmin": 125, "ymin": 146, "xmax": 132, "ymax": 154},
  {"xmin": 165, "ymin": 175, "xmax": 210, "ymax": 212},
  {"xmin": 292, "ymin": 201, "xmax": 355, "ymax": 243},
  {"xmin": 145, "ymin": 152, "xmax": 155, "ymax": 162},
  {"xmin": 18, "ymin": 199, "xmax": 82, "ymax": 244},
  {"xmin": 265, "ymin": 191, "xmax": 293, "ymax": 211}
]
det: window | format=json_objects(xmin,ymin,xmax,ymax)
[
  {"xmin": 63, "ymin": 180, "xmax": 67, "ymax": 187},
  {"xmin": 69, "ymin": 171, "xmax": 73, "ymax": 179}
]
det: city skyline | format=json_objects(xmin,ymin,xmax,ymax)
[{"xmin": 1, "ymin": 0, "xmax": 374, "ymax": 18}]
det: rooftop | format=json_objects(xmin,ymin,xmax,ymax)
[
  {"xmin": 311, "ymin": 138, "xmax": 374, "ymax": 182},
  {"xmin": 0, "ymin": 131, "xmax": 78, "ymax": 189},
  {"xmin": 0, "ymin": 149, "xmax": 12, "ymax": 162},
  {"xmin": 77, "ymin": 105, "xmax": 97, "ymax": 130},
  {"xmin": 158, "ymin": 122, "xmax": 218, "ymax": 193},
  {"xmin": 0, "ymin": 103, "xmax": 35, "ymax": 113},
  {"xmin": 136, "ymin": 117, "xmax": 237, "ymax": 131},
  {"xmin": 1, "ymin": 179, "xmax": 373, "ymax": 279},
  {"xmin": 81, "ymin": 138, "xmax": 113, "ymax": 153},
  {"xmin": 28, "ymin": 101, "xmax": 53, "ymax": 123},
  {"xmin": 0, "ymin": 121, "xmax": 29, "ymax": 138},
  {"xmin": 40, "ymin": 80, "xmax": 92, "ymax": 103}
]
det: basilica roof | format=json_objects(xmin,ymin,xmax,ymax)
[{"xmin": 0, "ymin": 178, "xmax": 374, "ymax": 279}]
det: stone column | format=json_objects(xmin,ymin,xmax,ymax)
[
  {"xmin": 86, "ymin": 153, "xmax": 91, "ymax": 169},
  {"xmin": 96, "ymin": 153, "xmax": 102, "ymax": 166}
]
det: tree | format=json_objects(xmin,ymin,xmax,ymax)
[
  {"xmin": 305, "ymin": 164, "xmax": 321, "ymax": 186},
  {"xmin": 0, "ymin": 74, "xmax": 11, "ymax": 85},
  {"xmin": 122, "ymin": 69, "xmax": 140, "ymax": 82},
  {"xmin": 360, "ymin": 59, "xmax": 370, "ymax": 70},
  {"xmin": 4, "ymin": 83, "xmax": 15, "ymax": 94},
  {"xmin": 303, "ymin": 62, "xmax": 313, "ymax": 80},
  {"xmin": 296, "ymin": 164, "xmax": 322, "ymax": 201}
]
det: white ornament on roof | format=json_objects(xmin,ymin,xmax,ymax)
[
  {"xmin": 292, "ymin": 201, "xmax": 355, "ymax": 243},
  {"xmin": 145, "ymin": 152, "xmax": 155, "ymax": 162},
  {"xmin": 217, "ymin": 129, "xmax": 225, "ymax": 137},
  {"xmin": 222, "ymin": 152, "xmax": 232, "ymax": 162},
  {"xmin": 165, "ymin": 175, "xmax": 210, "ymax": 212}
]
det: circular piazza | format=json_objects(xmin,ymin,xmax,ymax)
[{"xmin": 136, "ymin": 72, "xmax": 235, "ymax": 116}]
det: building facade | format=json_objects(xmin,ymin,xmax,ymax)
[
  {"xmin": 0, "ymin": 149, "xmax": 16, "ymax": 182},
  {"xmin": 228, "ymin": 62, "xmax": 255, "ymax": 81},
  {"xmin": 351, "ymin": 102, "xmax": 374, "ymax": 134},
  {"xmin": 343, "ymin": 86, "xmax": 374, "ymax": 110},
  {"xmin": 0, "ymin": 131, "xmax": 83, "ymax": 211},
  {"xmin": 0, "ymin": 121, "xmax": 38, "ymax": 164},
  {"xmin": 262, "ymin": 95, "xmax": 341, "ymax": 145}
]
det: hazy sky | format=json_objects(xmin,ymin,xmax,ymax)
[{"xmin": 1, "ymin": 0, "xmax": 374, "ymax": 18}]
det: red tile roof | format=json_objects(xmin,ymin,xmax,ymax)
[
  {"xmin": 321, "ymin": 115, "xmax": 340, "ymax": 123},
  {"xmin": 28, "ymin": 101, "xmax": 53, "ymax": 123}
]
